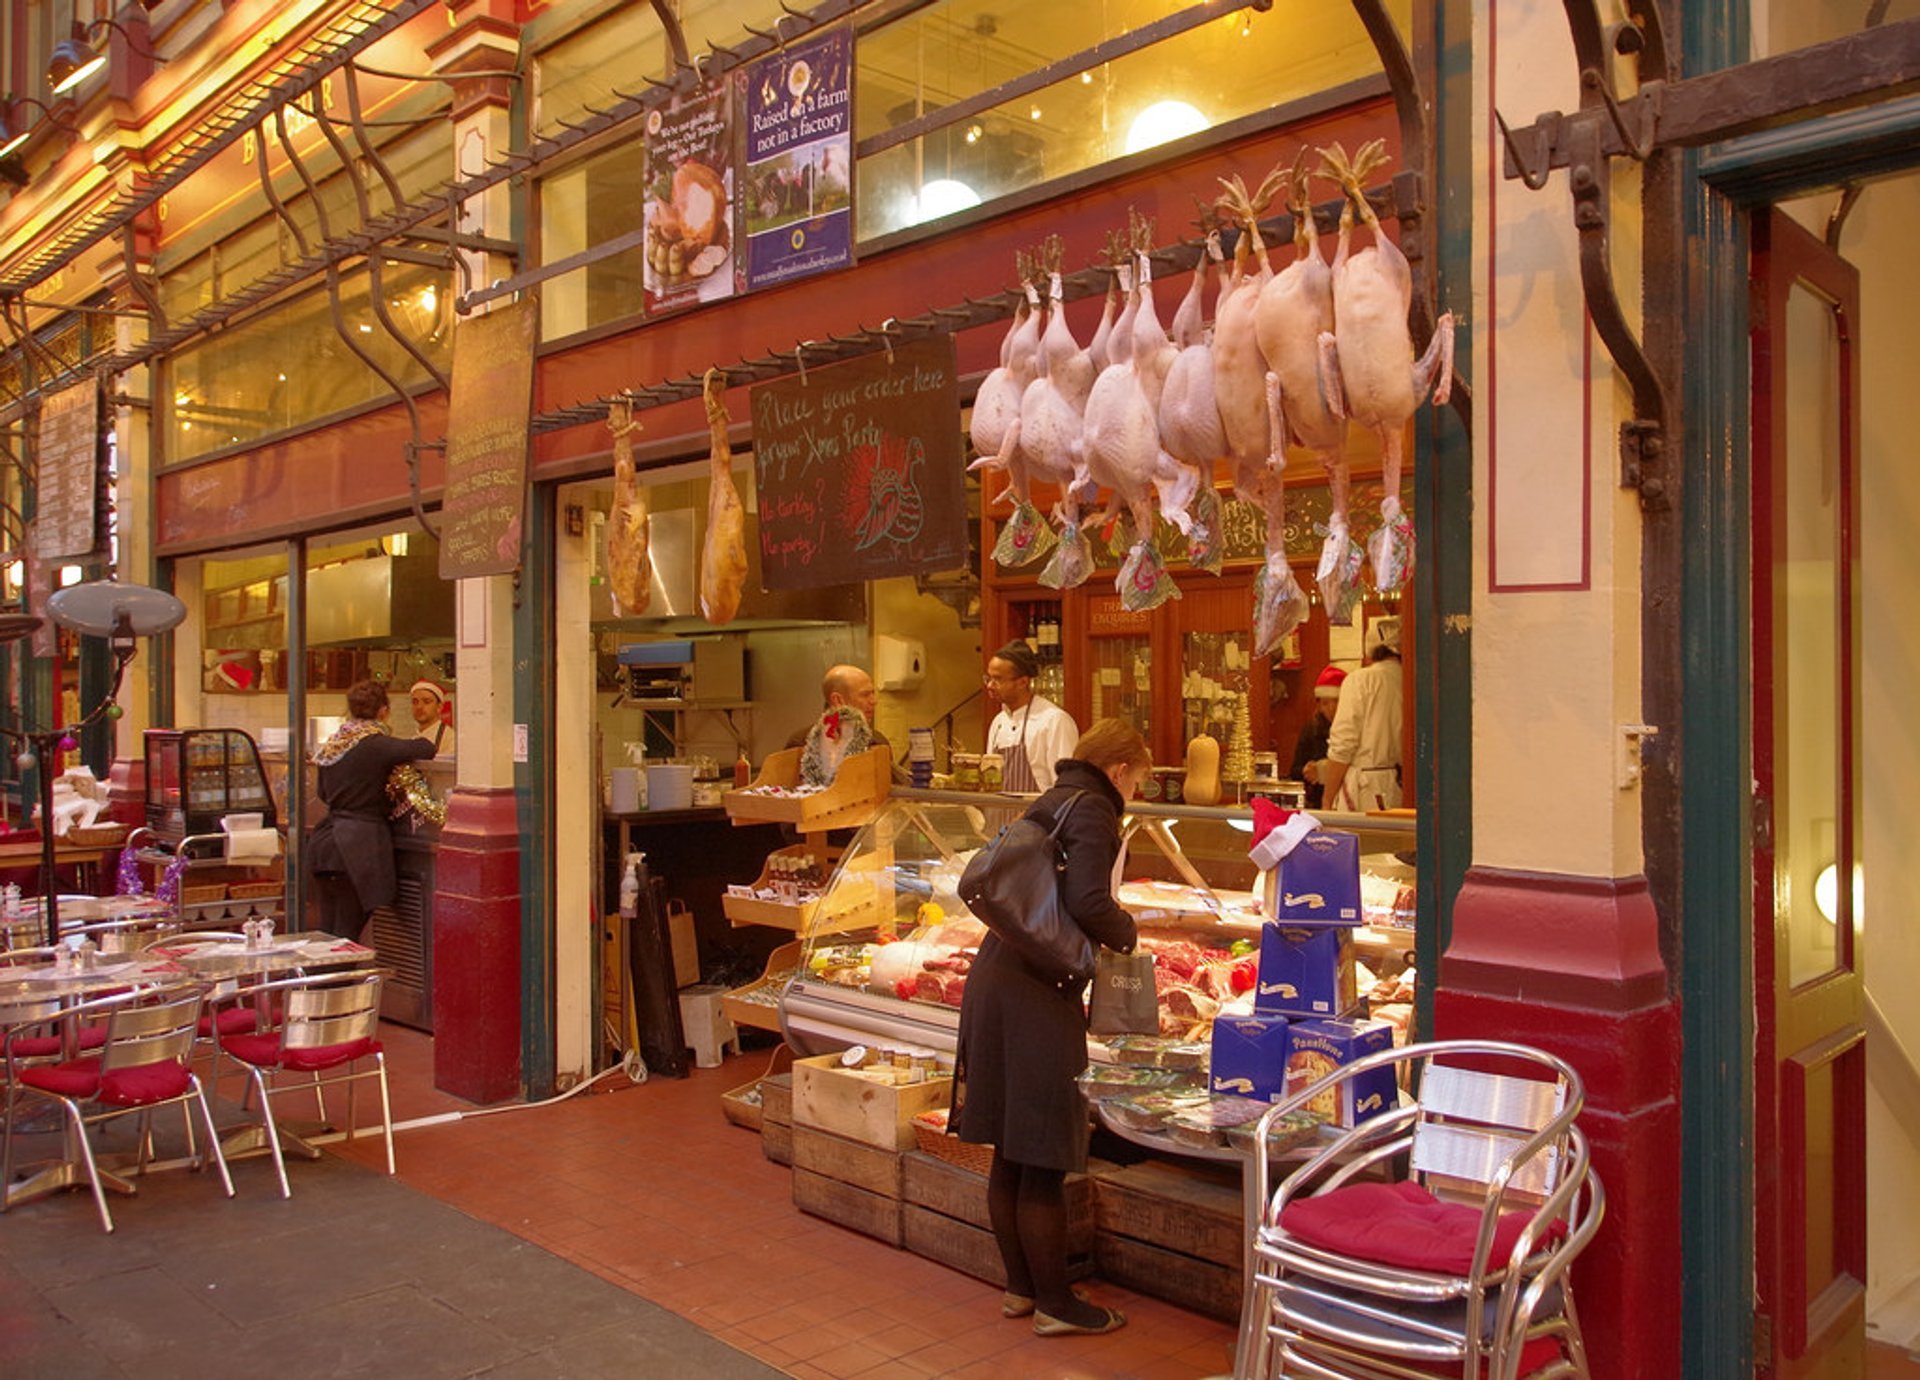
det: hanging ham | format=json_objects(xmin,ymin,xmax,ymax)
[
  {"xmin": 699, "ymin": 368, "xmax": 748, "ymax": 625},
  {"xmin": 606, "ymin": 393, "xmax": 650, "ymax": 616}
]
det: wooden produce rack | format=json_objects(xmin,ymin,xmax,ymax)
[
  {"xmin": 722, "ymin": 745, "xmax": 893, "ymax": 833},
  {"xmin": 721, "ymin": 939, "xmax": 803, "ymax": 1034},
  {"xmin": 719, "ymin": 844, "xmax": 892, "ymax": 935},
  {"xmin": 1092, "ymin": 1158, "xmax": 1246, "ymax": 1323}
]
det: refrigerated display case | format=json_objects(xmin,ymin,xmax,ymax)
[
  {"xmin": 143, "ymin": 728, "xmax": 277, "ymax": 841},
  {"xmin": 772, "ymin": 789, "xmax": 1419, "ymax": 1058}
]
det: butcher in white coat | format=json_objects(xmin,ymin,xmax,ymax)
[{"xmin": 1321, "ymin": 618, "xmax": 1403, "ymax": 813}]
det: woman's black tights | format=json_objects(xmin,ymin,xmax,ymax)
[{"xmin": 987, "ymin": 1152, "xmax": 1105, "ymax": 1326}]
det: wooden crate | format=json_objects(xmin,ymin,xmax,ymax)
[
  {"xmin": 793, "ymin": 1167, "xmax": 902, "ymax": 1247},
  {"xmin": 720, "ymin": 1079, "xmax": 764, "ymax": 1132},
  {"xmin": 761, "ymin": 1072, "xmax": 793, "ymax": 1127},
  {"xmin": 1093, "ymin": 1232, "xmax": 1241, "ymax": 1323},
  {"xmin": 762, "ymin": 1119, "xmax": 793, "ymax": 1166},
  {"xmin": 791, "ymin": 1053, "xmax": 951, "ymax": 1151},
  {"xmin": 903, "ymin": 1205, "xmax": 1095, "ymax": 1288},
  {"xmin": 793, "ymin": 1125, "xmax": 903, "ymax": 1199},
  {"xmin": 1091, "ymin": 1159, "xmax": 1244, "ymax": 1267},
  {"xmin": 900, "ymin": 1151, "xmax": 1097, "ymax": 1236}
]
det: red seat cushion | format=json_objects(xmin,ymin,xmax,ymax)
[
  {"xmin": 220, "ymin": 1032, "xmax": 381, "ymax": 1072},
  {"xmin": 200, "ymin": 1007, "xmax": 260, "ymax": 1037},
  {"xmin": 19, "ymin": 1056, "xmax": 193, "ymax": 1106},
  {"xmin": 1280, "ymin": 1180, "xmax": 1565, "ymax": 1276},
  {"xmin": 10, "ymin": 1024, "xmax": 108, "ymax": 1058}
]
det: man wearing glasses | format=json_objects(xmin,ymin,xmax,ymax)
[{"xmin": 982, "ymin": 641, "xmax": 1079, "ymax": 793}]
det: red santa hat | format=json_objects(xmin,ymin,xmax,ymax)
[{"xmin": 1248, "ymin": 794, "xmax": 1320, "ymax": 872}]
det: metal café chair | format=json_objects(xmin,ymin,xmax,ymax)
[
  {"xmin": 1, "ymin": 982, "xmax": 234, "ymax": 1233},
  {"xmin": 1240, "ymin": 1039, "xmax": 1605, "ymax": 1380},
  {"xmin": 0, "ymin": 946, "xmax": 111, "ymax": 1064},
  {"xmin": 209, "ymin": 969, "xmax": 393, "ymax": 1197}
]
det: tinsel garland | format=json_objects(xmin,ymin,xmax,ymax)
[{"xmin": 387, "ymin": 764, "xmax": 447, "ymax": 827}]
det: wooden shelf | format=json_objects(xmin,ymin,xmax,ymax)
[{"xmin": 723, "ymin": 745, "xmax": 892, "ymax": 833}]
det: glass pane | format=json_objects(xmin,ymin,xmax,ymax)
[
  {"xmin": 856, "ymin": 0, "xmax": 1402, "ymax": 239},
  {"xmin": 1090, "ymin": 633, "xmax": 1151, "ymax": 742},
  {"xmin": 539, "ymin": 142, "xmax": 648, "ymax": 339},
  {"xmin": 1780, "ymin": 279, "xmax": 1843, "ymax": 987}
]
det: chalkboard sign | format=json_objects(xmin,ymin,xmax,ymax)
[
  {"xmin": 33, "ymin": 379, "xmax": 99, "ymax": 562},
  {"xmin": 749, "ymin": 335, "xmax": 967, "ymax": 590},
  {"xmin": 439, "ymin": 298, "xmax": 538, "ymax": 580}
]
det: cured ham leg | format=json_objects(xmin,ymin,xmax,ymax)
[
  {"xmin": 1314, "ymin": 139, "xmax": 1455, "ymax": 596},
  {"xmin": 699, "ymin": 367, "xmax": 748, "ymax": 624},
  {"xmin": 1254, "ymin": 152, "xmax": 1360, "ymax": 622},
  {"xmin": 605, "ymin": 393, "xmax": 650, "ymax": 616}
]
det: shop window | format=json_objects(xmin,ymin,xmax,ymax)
[
  {"xmin": 539, "ymin": 141, "xmax": 647, "ymax": 340},
  {"xmin": 165, "ymin": 262, "xmax": 452, "ymax": 464},
  {"xmin": 855, "ymin": 0, "xmax": 1403, "ymax": 240}
]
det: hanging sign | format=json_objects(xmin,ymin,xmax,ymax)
[
  {"xmin": 33, "ymin": 379, "xmax": 100, "ymax": 563},
  {"xmin": 438, "ymin": 298, "xmax": 538, "ymax": 580},
  {"xmin": 749, "ymin": 335, "xmax": 967, "ymax": 591},
  {"xmin": 737, "ymin": 25, "xmax": 854, "ymax": 292},
  {"xmin": 644, "ymin": 82, "xmax": 737, "ymax": 313}
]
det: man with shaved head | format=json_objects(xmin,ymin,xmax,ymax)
[{"xmin": 786, "ymin": 662, "xmax": 904, "ymax": 781}]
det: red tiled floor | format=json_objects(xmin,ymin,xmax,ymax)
[{"xmin": 314, "ymin": 1025, "xmax": 1238, "ymax": 1377}]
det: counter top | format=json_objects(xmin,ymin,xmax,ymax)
[{"xmin": 603, "ymin": 807, "xmax": 731, "ymax": 826}]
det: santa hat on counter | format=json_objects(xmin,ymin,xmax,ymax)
[{"xmin": 1248, "ymin": 794, "xmax": 1320, "ymax": 872}]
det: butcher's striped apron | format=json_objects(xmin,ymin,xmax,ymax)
[{"xmin": 998, "ymin": 701, "xmax": 1038, "ymax": 793}]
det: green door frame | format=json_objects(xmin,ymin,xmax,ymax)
[{"xmin": 1678, "ymin": 6, "xmax": 1920, "ymax": 1375}]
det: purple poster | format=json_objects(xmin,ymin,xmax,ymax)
[
  {"xmin": 737, "ymin": 26, "xmax": 853, "ymax": 292},
  {"xmin": 644, "ymin": 83, "xmax": 736, "ymax": 313}
]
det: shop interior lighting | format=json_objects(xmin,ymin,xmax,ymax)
[
  {"xmin": 910, "ymin": 178, "xmax": 981, "ymax": 224},
  {"xmin": 1125, "ymin": 100, "xmax": 1209, "ymax": 154},
  {"xmin": 1813, "ymin": 862, "xmax": 1863, "ymax": 926}
]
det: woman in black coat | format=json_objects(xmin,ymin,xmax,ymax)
[
  {"xmin": 953, "ymin": 717, "xmax": 1151, "ymax": 1336},
  {"xmin": 306, "ymin": 680, "xmax": 436, "ymax": 941}
]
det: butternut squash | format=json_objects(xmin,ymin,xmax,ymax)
[{"xmin": 1183, "ymin": 735, "xmax": 1222, "ymax": 806}]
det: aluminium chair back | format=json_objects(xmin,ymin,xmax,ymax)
[
  {"xmin": 98, "ymin": 985, "xmax": 203, "ymax": 1073},
  {"xmin": 282, "ymin": 973, "xmax": 382, "ymax": 1053},
  {"xmin": 1409, "ymin": 1061, "xmax": 1578, "ymax": 1205}
]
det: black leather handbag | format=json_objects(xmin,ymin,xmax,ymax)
[{"xmin": 958, "ymin": 790, "xmax": 1095, "ymax": 985}]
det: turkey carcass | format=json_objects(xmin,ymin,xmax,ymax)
[
  {"xmin": 1082, "ymin": 256, "xmax": 1180, "ymax": 611},
  {"xmin": 1157, "ymin": 233, "xmax": 1229, "ymax": 570},
  {"xmin": 973, "ymin": 281, "xmax": 1055, "ymax": 568},
  {"xmin": 1019, "ymin": 270, "xmax": 1096, "ymax": 590},
  {"xmin": 1130, "ymin": 251, "xmax": 1201, "ymax": 537},
  {"xmin": 1314, "ymin": 139, "xmax": 1454, "ymax": 596},
  {"xmin": 1210, "ymin": 167, "xmax": 1289, "ymax": 508},
  {"xmin": 1254, "ymin": 152, "xmax": 1361, "ymax": 622}
]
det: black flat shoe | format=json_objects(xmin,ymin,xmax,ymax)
[{"xmin": 1032, "ymin": 1305, "xmax": 1127, "ymax": 1337}]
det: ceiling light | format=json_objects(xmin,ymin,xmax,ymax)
[
  {"xmin": 1124, "ymin": 100, "xmax": 1209, "ymax": 155},
  {"xmin": 48, "ymin": 24, "xmax": 106, "ymax": 96}
]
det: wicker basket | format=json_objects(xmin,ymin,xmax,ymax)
[
  {"xmin": 226, "ymin": 881, "xmax": 281, "ymax": 900},
  {"xmin": 180, "ymin": 883, "xmax": 228, "ymax": 907},
  {"xmin": 68, "ymin": 823, "xmax": 129, "ymax": 847},
  {"xmin": 911, "ymin": 1115, "xmax": 993, "ymax": 1176}
]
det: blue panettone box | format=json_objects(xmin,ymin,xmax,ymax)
[
  {"xmin": 1209, "ymin": 1012, "xmax": 1291, "ymax": 1102},
  {"xmin": 1253, "ymin": 923, "xmax": 1358, "ymax": 1019},
  {"xmin": 1286, "ymin": 1017, "xmax": 1395, "ymax": 1127},
  {"xmin": 1262, "ymin": 829, "xmax": 1362, "ymax": 926}
]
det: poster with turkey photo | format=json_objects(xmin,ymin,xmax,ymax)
[
  {"xmin": 736, "ymin": 25, "xmax": 853, "ymax": 291},
  {"xmin": 643, "ymin": 83, "xmax": 735, "ymax": 313}
]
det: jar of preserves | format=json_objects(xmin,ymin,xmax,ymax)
[
  {"xmin": 952, "ymin": 754, "xmax": 981, "ymax": 791},
  {"xmin": 979, "ymin": 753, "xmax": 1004, "ymax": 791}
]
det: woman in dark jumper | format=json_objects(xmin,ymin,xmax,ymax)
[
  {"xmin": 952, "ymin": 717, "xmax": 1151, "ymax": 1336},
  {"xmin": 305, "ymin": 680, "xmax": 435, "ymax": 941}
]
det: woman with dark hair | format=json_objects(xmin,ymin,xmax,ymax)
[
  {"xmin": 953, "ymin": 717, "xmax": 1152, "ymax": 1336},
  {"xmin": 305, "ymin": 680, "xmax": 435, "ymax": 940}
]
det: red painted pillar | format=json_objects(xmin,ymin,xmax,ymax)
[
  {"xmin": 432, "ymin": 786, "xmax": 522, "ymax": 1103},
  {"xmin": 1434, "ymin": 868, "xmax": 1682, "ymax": 1380}
]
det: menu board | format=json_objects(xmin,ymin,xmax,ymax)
[
  {"xmin": 33, "ymin": 378, "xmax": 99, "ymax": 562},
  {"xmin": 644, "ymin": 83, "xmax": 736, "ymax": 313},
  {"xmin": 737, "ymin": 26, "xmax": 853, "ymax": 291},
  {"xmin": 749, "ymin": 335, "xmax": 967, "ymax": 591},
  {"xmin": 438, "ymin": 298, "xmax": 538, "ymax": 579}
]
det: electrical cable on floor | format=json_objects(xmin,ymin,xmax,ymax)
[{"xmin": 303, "ymin": 1037, "xmax": 649, "ymax": 1146}]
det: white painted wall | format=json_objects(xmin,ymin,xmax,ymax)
[{"xmin": 1472, "ymin": 0, "xmax": 1646, "ymax": 881}]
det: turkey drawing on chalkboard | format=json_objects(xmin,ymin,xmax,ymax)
[{"xmin": 846, "ymin": 434, "xmax": 926, "ymax": 552}]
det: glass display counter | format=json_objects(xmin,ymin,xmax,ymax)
[{"xmin": 771, "ymin": 789, "xmax": 1419, "ymax": 1057}]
